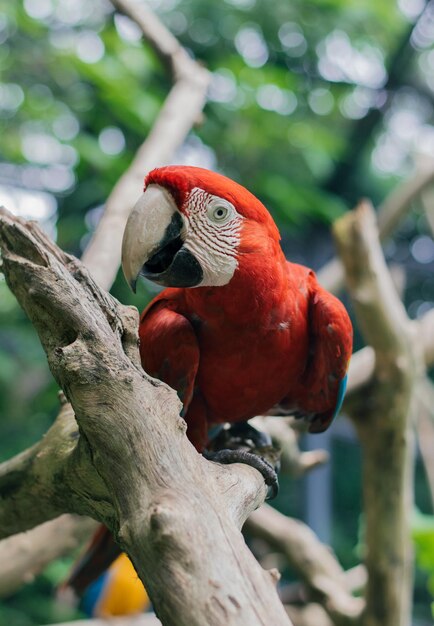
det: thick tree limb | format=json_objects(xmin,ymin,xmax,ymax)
[
  {"xmin": 82, "ymin": 0, "xmax": 210, "ymax": 291},
  {"xmin": 0, "ymin": 401, "xmax": 112, "ymax": 536},
  {"xmin": 333, "ymin": 200, "xmax": 423, "ymax": 626},
  {"xmin": 343, "ymin": 308, "xmax": 434, "ymax": 399},
  {"xmin": 51, "ymin": 607, "xmax": 333, "ymax": 626},
  {"xmin": 0, "ymin": 208, "xmax": 291, "ymax": 626},
  {"xmin": 340, "ymin": 193, "xmax": 434, "ymax": 398}
]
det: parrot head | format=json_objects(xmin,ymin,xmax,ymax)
[{"xmin": 121, "ymin": 166, "xmax": 280, "ymax": 292}]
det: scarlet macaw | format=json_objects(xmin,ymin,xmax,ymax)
[
  {"xmin": 122, "ymin": 165, "xmax": 352, "ymax": 450},
  {"xmin": 64, "ymin": 165, "xmax": 352, "ymax": 605}
]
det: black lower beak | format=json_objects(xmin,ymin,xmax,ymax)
[
  {"xmin": 144, "ymin": 232, "xmax": 184, "ymax": 275},
  {"xmin": 140, "ymin": 212, "xmax": 203, "ymax": 288}
]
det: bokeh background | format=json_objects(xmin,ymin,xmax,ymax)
[{"xmin": 1, "ymin": 0, "xmax": 434, "ymax": 623}]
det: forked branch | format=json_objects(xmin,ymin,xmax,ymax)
[{"xmin": 0, "ymin": 207, "xmax": 291, "ymax": 626}]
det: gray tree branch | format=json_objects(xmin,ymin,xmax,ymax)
[
  {"xmin": 414, "ymin": 377, "xmax": 434, "ymax": 509},
  {"xmin": 0, "ymin": 208, "xmax": 291, "ymax": 626},
  {"xmin": 246, "ymin": 504, "xmax": 364, "ymax": 626},
  {"xmin": 0, "ymin": 515, "xmax": 97, "ymax": 597},
  {"xmin": 333, "ymin": 200, "xmax": 424, "ymax": 626},
  {"xmin": 318, "ymin": 163, "xmax": 434, "ymax": 294}
]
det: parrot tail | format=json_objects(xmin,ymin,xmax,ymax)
[
  {"xmin": 62, "ymin": 525, "xmax": 122, "ymax": 596},
  {"xmin": 58, "ymin": 525, "xmax": 150, "ymax": 617}
]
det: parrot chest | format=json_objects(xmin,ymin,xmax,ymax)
[{"xmin": 195, "ymin": 312, "xmax": 309, "ymax": 422}]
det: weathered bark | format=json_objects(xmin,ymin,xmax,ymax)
[
  {"xmin": 333, "ymin": 201, "xmax": 423, "ymax": 626},
  {"xmin": 0, "ymin": 208, "xmax": 291, "ymax": 626},
  {"xmin": 0, "ymin": 402, "xmax": 111, "ymax": 535}
]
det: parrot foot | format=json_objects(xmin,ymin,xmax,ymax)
[
  {"xmin": 204, "ymin": 422, "xmax": 280, "ymax": 499},
  {"xmin": 204, "ymin": 449, "xmax": 279, "ymax": 499}
]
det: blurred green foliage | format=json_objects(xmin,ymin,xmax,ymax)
[
  {"xmin": 413, "ymin": 510, "xmax": 434, "ymax": 619},
  {"xmin": 1, "ymin": 0, "xmax": 434, "ymax": 623}
]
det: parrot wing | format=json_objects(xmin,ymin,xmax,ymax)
[
  {"xmin": 291, "ymin": 274, "xmax": 352, "ymax": 433},
  {"xmin": 139, "ymin": 291, "xmax": 200, "ymax": 414}
]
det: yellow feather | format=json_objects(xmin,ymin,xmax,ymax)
[{"xmin": 95, "ymin": 553, "xmax": 150, "ymax": 617}]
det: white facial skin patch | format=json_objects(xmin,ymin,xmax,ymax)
[{"xmin": 182, "ymin": 187, "xmax": 243, "ymax": 287}]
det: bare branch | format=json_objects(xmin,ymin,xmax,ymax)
[
  {"xmin": 419, "ymin": 308, "xmax": 434, "ymax": 365},
  {"xmin": 377, "ymin": 164, "xmax": 434, "ymax": 240},
  {"xmin": 334, "ymin": 202, "xmax": 410, "ymax": 354},
  {"xmin": 414, "ymin": 377, "xmax": 434, "ymax": 509},
  {"xmin": 333, "ymin": 200, "xmax": 423, "ymax": 626},
  {"xmin": 0, "ymin": 399, "xmax": 111, "ymax": 536},
  {"xmin": 420, "ymin": 179, "xmax": 434, "ymax": 238},
  {"xmin": 0, "ymin": 515, "xmax": 97, "ymax": 598},
  {"xmin": 82, "ymin": 0, "xmax": 210, "ymax": 291},
  {"xmin": 282, "ymin": 564, "xmax": 367, "ymax": 606},
  {"xmin": 346, "ymin": 346, "xmax": 375, "ymax": 395},
  {"xmin": 110, "ymin": 0, "xmax": 194, "ymax": 77},
  {"xmin": 0, "ymin": 208, "xmax": 291, "ymax": 626},
  {"xmin": 343, "ymin": 309, "xmax": 434, "ymax": 401},
  {"xmin": 246, "ymin": 504, "xmax": 364, "ymax": 626},
  {"xmin": 285, "ymin": 604, "xmax": 334, "ymax": 626},
  {"xmin": 319, "ymin": 164, "xmax": 434, "ymax": 294}
]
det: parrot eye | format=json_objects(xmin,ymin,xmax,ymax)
[
  {"xmin": 207, "ymin": 198, "xmax": 234, "ymax": 224},
  {"xmin": 213, "ymin": 206, "xmax": 228, "ymax": 220}
]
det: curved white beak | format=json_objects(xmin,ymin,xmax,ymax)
[{"xmin": 121, "ymin": 184, "xmax": 179, "ymax": 292}]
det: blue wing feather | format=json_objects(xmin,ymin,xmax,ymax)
[{"xmin": 332, "ymin": 373, "xmax": 348, "ymax": 422}]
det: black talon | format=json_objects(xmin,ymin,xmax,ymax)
[
  {"xmin": 204, "ymin": 449, "xmax": 279, "ymax": 499},
  {"xmin": 205, "ymin": 422, "xmax": 281, "ymax": 499}
]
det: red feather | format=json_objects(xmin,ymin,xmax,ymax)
[{"xmin": 139, "ymin": 261, "xmax": 352, "ymax": 450}]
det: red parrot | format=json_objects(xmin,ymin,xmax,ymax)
[
  {"xmin": 122, "ymin": 165, "xmax": 352, "ymax": 450},
  {"xmin": 64, "ymin": 165, "xmax": 352, "ymax": 604}
]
